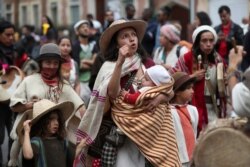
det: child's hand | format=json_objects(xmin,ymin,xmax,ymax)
[
  {"xmin": 75, "ymin": 139, "xmax": 87, "ymax": 158},
  {"xmin": 23, "ymin": 120, "xmax": 32, "ymax": 133}
]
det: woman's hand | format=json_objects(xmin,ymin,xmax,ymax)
[
  {"xmin": 117, "ymin": 45, "xmax": 132, "ymax": 66},
  {"xmin": 75, "ymin": 139, "xmax": 87, "ymax": 158},
  {"xmin": 191, "ymin": 69, "xmax": 206, "ymax": 81}
]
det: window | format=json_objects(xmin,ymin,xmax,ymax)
[
  {"xmin": 6, "ymin": 4, "xmax": 11, "ymax": 11},
  {"xmin": 6, "ymin": 13, "xmax": 12, "ymax": 22},
  {"xmin": 33, "ymin": 4, "xmax": 39, "ymax": 28},
  {"xmin": 22, "ymin": 6, "xmax": 27, "ymax": 25},
  {"xmin": 70, "ymin": 5, "xmax": 79, "ymax": 24},
  {"xmin": 51, "ymin": 2, "xmax": 58, "ymax": 26}
]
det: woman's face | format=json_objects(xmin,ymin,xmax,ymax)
[
  {"xmin": 194, "ymin": 16, "xmax": 201, "ymax": 27},
  {"xmin": 41, "ymin": 58, "xmax": 60, "ymax": 69},
  {"xmin": 59, "ymin": 38, "xmax": 72, "ymax": 57},
  {"xmin": 116, "ymin": 27, "xmax": 138, "ymax": 55},
  {"xmin": 199, "ymin": 31, "xmax": 215, "ymax": 56}
]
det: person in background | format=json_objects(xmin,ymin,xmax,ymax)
[
  {"xmin": 141, "ymin": 8, "xmax": 158, "ymax": 56},
  {"xmin": 72, "ymin": 20, "xmax": 97, "ymax": 106},
  {"xmin": 58, "ymin": 36, "xmax": 80, "ymax": 95},
  {"xmin": 8, "ymin": 43, "xmax": 85, "ymax": 167},
  {"xmin": 103, "ymin": 10, "xmax": 115, "ymax": 31},
  {"xmin": 154, "ymin": 6, "xmax": 172, "ymax": 50},
  {"xmin": 153, "ymin": 24, "xmax": 189, "ymax": 68},
  {"xmin": 0, "ymin": 19, "xmax": 16, "ymax": 167},
  {"xmin": 194, "ymin": 11, "xmax": 212, "ymax": 28},
  {"xmin": 125, "ymin": 3, "xmax": 136, "ymax": 20},
  {"xmin": 172, "ymin": 25, "xmax": 226, "ymax": 133},
  {"xmin": 41, "ymin": 15, "xmax": 57, "ymax": 43},
  {"xmin": 240, "ymin": 16, "xmax": 249, "ymax": 35},
  {"xmin": 214, "ymin": 5, "xmax": 244, "ymax": 64},
  {"xmin": 170, "ymin": 72, "xmax": 198, "ymax": 167}
]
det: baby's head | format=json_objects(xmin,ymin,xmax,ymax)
[{"xmin": 143, "ymin": 65, "xmax": 171, "ymax": 87}]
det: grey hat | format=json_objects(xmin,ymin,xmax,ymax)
[{"xmin": 36, "ymin": 43, "xmax": 63, "ymax": 62}]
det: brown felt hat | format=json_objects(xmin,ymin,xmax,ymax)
[
  {"xmin": 99, "ymin": 19, "xmax": 147, "ymax": 53},
  {"xmin": 172, "ymin": 72, "xmax": 196, "ymax": 91}
]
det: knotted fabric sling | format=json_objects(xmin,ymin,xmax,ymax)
[{"xmin": 112, "ymin": 79, "xmax": 181, "ymax": 167}]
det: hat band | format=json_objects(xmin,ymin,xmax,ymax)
[
  {"xmin": 37, "ymin": 53, "xmax": 61, "ymax": 61},
  {"xmin": 174, "ymin": 75, "xmax": 190, "ymax": 91}
]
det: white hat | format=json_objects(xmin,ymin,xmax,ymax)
[
  {"xmin": 232, "ymin": 82, "xmax": 250, "ymax": 117},
  {"xmin": 74, "ymin": 20, "xmax": 89, "ymax": 32},
  {"xmin": 146, "ymin": 65, "xmax": 171, "ymax": 86},
  {"xmin": 192, "ymin": 25, "xmax": 218, "ymax": 43}
]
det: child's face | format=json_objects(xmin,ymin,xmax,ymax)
[
  {"xmin": 46, "ymin": 112, "xmax": 59, "ymax": 136},
  {"xmin": 177, "ymin": 83, "xmax": 194, "ymax": 103},
  {"xmin": 141, "ymin": 72, "xmax": 155, "ymax": 87}
]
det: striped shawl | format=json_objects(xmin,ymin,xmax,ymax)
[{"xmin": 112, "ymin": 79, "xmax": 181, "ymax": 167}]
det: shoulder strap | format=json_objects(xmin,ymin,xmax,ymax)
[
  {"xmin": 31, "ymin": 137, "xmax": 47, "ymax": 167},
  {"xmin": 63, "ymin": 139, "xmax": 69, "ymax": 159},
  {"xmin": 176, "ymin": 45, "xmax": 182, "ymax": 58}
]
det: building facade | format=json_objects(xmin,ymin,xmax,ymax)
[{"xmin": 1, "ymin": 0, "xmax": 250, "ymax": 40}]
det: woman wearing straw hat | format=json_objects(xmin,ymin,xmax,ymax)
[
  {"xmin": 75, "ymin": 19, "xmax": 179, "ymax": 167},
  {"xmin": 8, "ymin": 43, "xmax": 85, "ymax": 166},
  {"xmin": 18, "ymin": 99, "xmax": 86, "ymax": 167},
  {"xmin": 172, "ymin": 25, "xmax": 226, "ymax": 133}
]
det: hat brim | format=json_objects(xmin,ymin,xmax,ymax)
[
  {"xmin": 17, "ymin": 101, "xmax": 74, "ymax": 144},
  {"xmin": 99, "ymin": 20, "xmax": 147, "ymax": 53},
  {"xmin": 174, "ymin": 75, "xmax": 196, "ymax": 92}
]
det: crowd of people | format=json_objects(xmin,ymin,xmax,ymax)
[{"xmin": 0, "ymin": 3, "xmax": 250, "ymax": 167}]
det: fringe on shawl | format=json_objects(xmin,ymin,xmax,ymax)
[{"xmin": 112, "ymin": 79, "xmax": 181, "ymax": 167}]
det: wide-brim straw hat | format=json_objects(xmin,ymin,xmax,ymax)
[
  {"xmin": 99, "ymin": 19, "xmax": 147, "ymax": 53},
  {"xmin": 172, "ymin": 72, "xmax": 196, "ymax": 91},
  {"xmin": 17, "ymin": 99, "xmax": 74, "ymax": 144}
]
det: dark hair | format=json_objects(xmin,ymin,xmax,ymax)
[
  {"xmin": 42, "ymin": 15, "xmax": 55, "ymax": 28},
  {"xmin": 160, "ymin": 6, "xmax": 172, "ymax": 17},
  {"xmin": 30, "ymin": 110, "xmax": 66, "ymax": 139},
  {"xmin": 218, "ymin": 5, "xmax": 231, "ymax": 15},
  {"xmin": 125, "ymin": 4, "xmax": 135, "ymax": 11},
  {"xmin": 0, "ymin": 20, "xmax": 15, "ymax": 34},
  {"xmin": 103, "ymin": 29, "xmax": 148, "ymax": 63},
  {"xmin": 196, "ymin": 11, "xmax": 212, "ymax": 26},
  {"xmin": 192, "ymin": 30, "xmax": 216, "ymax": 64}
]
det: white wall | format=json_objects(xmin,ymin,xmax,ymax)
[{"xmin": 209, "ymin": 0, "xmax": 249, "ymax": 27}]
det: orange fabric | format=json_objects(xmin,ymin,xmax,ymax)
[{"xmin": 176, "ymin": 105, "xmax": 195, "ymax": 160}]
